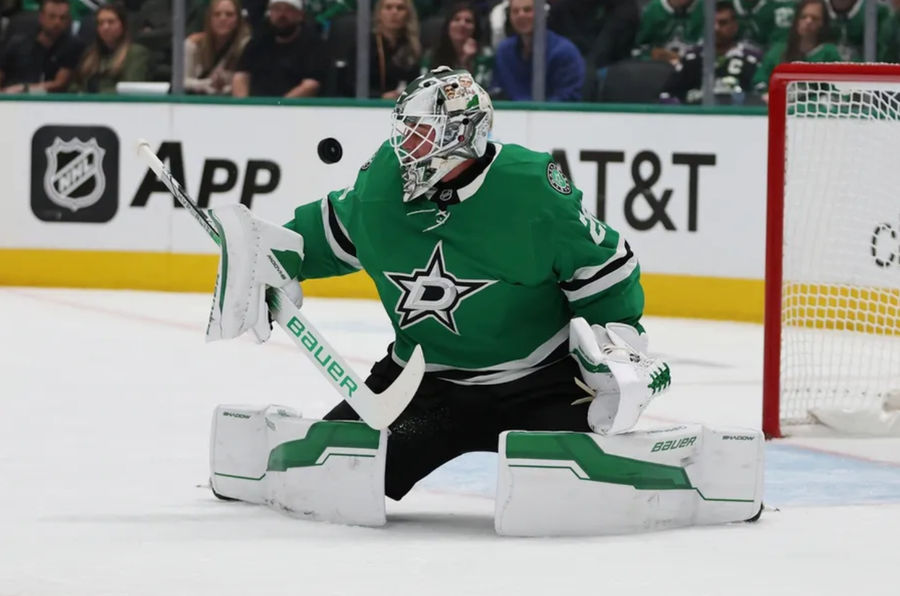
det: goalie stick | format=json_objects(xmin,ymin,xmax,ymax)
[{"xmin": 136, "ymin": 139, "xmax": 425, "ymax": 430}]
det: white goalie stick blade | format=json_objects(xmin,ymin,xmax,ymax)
[
  {"xmin": 136, "ymin": 139, "xmax": 425, "ymax": 429},
  {"xmin": 268, "ymin": 288, "xmax": 424, "ymax": 430}
]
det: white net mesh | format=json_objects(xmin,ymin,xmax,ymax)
[{"xmin": 781, "ymin": 80, "xmax": 900, "ymax": 426}]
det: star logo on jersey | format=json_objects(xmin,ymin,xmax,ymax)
[{"xmin": 384, "ymin": 242, "xmax": 496, "ymax": 334}]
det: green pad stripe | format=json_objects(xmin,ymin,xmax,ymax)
[
  {"xmin": 506, "ymin": 432, "xmax": 692, "ymax": 491},
  {"xmin": 505, "ymin": 432, "xmax": 755, "ymax": 502},
  {"xmin": 267, "ymin": 421, "xmax": 380, "ymax": 472}
]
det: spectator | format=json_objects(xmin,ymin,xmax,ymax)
[
  {"xmin": 492, "ymin": 0, "xmax": 585, "ymax": 101},
  {"xmin": 21, "ymin": 0, "xmax": 93, "ymax": 26},
  {"xmin": 733, "ymin": 0, "xmax": 795, "ymax": 50},
  {"xmin": 72, "ymin": 3, "xmax": 149, "ymax": 93},
  {"xmin": 0, "ymin": 0, "xmax": 83, "ymax": 93},
  {"xmin": 879, "ymin": 0, "xmax": 900, "ymax": 63},
  {"xmin": 828, "ymin": 0, "xmax": 890, "ymax": 61},
  {"xmin": 660, "ymin": 1, "xmax": 760, "ymax": 104},
  {"xmin": 421, "ymin": 1, "xmax": 493, "ymax": 88},
  {"xmin": 632, "ymin": 0, "xmax": 703, "ymax": 63},
  {"xmin": 185, "ymin": 0, "xmax": 249, "ymax": 94},
  {"xmin": 368, "ymin": 0, "xmax": 421, "ymax": 99},
  {"xmin": 548, "ymin": 0, "xmax": 639, "ymax": 67},
  {"xmin": 753, "ymin": 0, "xmax": 841, "ymax": 98},
  {"xmin": 232, "ymin": 0, "xmax": 325, "ymax": 97},
  {"xmin": 315, "ymin": 0, "xmax": 442, "ymax": 29}
]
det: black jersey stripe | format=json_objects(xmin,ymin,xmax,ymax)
[
  {"xmin": 326, "ymin": 198, "xmax": 357, "ymax": 258},
  {"xmin": 559, "ymin": 241, "xmax": 634, "ymax": 292}
]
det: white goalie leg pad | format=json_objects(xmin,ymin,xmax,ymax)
[
  {"xmin": 264, "ymin": 414, "xmax": 386, "ymax": 526},
  {"xmin": 210, "ymin": 404, "xmax": 294, "ymax": 504},
  {"xmin": 495, "ymin": 424, "xmax": 763, "ymax": 536},
  {"xmin": 209, "ymin": 405, "xmax": 386, "ymax": 526}
]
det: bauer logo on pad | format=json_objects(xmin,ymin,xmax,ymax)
[{"xmin": 31, "ymin": 125, "xmax": 119, "ymax": 223}]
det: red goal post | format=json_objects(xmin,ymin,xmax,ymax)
[{"xmin": 763, "ymin": 63, "xmax": 900, "ymax": 438}]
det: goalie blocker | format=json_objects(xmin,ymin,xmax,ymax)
[{"xmin": 210, "ymin": 406, "xmax": 762, "ymax": 535}]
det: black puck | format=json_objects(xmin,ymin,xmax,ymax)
[{"xmin": 317, "ymin": 137, "xmax": 343, "ymax": 164}]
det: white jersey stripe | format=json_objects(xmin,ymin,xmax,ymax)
[
  {"xmin": 564, "ymin": 235, "xmax": 627, "ymax": 284},
  {"xmin": 562, "ymin": 255, "xmax": 638, "ymax": 302},
  {"xmin": 391, "ymin": 324, "xmax": 569, "ymax": 385}
]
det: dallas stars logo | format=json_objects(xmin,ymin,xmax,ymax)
[{"xmin": 385, "ymin": 242, "xmax": 496, "ymax": 334}]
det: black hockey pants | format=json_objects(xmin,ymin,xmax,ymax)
[{"xmin": 324, "ymin": 348, "xmax": 592, "ymax": 500}]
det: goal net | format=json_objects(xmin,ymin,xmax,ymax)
[{"xmin": 763, "ymin": 63, "xmax": 900, "ymax": 437}]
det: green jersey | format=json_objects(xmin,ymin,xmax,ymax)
[
  {"xmin": 283, "ymin": 142, "xmax": 644, "ymax": 384},
  {"xmin": 752, "ymin": 41, "xmax": 842, "ymax": 92},
  {"xmin": 633, "ymin": 0, "xmax": 705, "ymax": 58},
  {"xmin": 879, "ymin": 10, "xmax": 900, "ymax": 62},
  {"xmin": 733, "ymin": 0, "xmax": 796, "ymax": 48},
  {"xmin": 828, "ymin": 0, "xmax": 892, "ymax": 61}
]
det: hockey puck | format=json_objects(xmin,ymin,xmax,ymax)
[{"xmin": 317, "ymin": 137, "xmax": 343, "ymax": 164}]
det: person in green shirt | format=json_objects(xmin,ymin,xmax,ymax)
[
  {"xmin": 733, "ymin": 0, "xmax": 796, "ymax": 51},
  {"xmin": 828, "ymin": 0, "xmax": 891, "ymax": 61},
  {"xmin": 878, "ymin": 0, "xmax": 900, "ymax": 62},
  {"xmin": 632, "ymin": 0, "xmax": 705, "ymax": 62},
  {"xmin": 203, "ymin": 67, "xmax": 670, "ymax": 500},
  {"xmin": 72, "ymin": 2, "xmax": 150, "ymax": 93},
  {"xmin": 753, "ymin": 0, "xmax": 841, "ymax": 97}
]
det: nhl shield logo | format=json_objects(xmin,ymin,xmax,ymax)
[
  {"xmin": 31, "ymin": 125, "xmax": 119, "ymax": 223},
  {"xmin": 43, "ymin": 137, "xmax": 107, "ymax": 212}
]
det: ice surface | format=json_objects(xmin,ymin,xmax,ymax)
[{"xmin": 1, "ymin": 288, "xmax": 899, "ymax": 596}]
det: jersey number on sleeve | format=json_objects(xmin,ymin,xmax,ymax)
[{"xmin": 579, "ymin": 208, "xmax": 607, "ymax": 245}]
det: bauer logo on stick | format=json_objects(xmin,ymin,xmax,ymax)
[{"xmin": 31, "ymin": 125, "xmax": 119, "ymax": 223}]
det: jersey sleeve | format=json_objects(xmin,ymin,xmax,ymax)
[
  {"xmin": 280, "ymin": 144, "xmax": 392, "ymax": 280},
  {"xmin": 548, "ymin": 164, "xmax": 645, "ymax": 330},
  {"xmin": 282, "ymin": 187, "xmax": 362, "ymax": 281},
  {"xmin": 752, "ymin": 42, "xmax": 783, "ymax": 93}
]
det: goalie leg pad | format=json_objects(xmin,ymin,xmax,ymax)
[
  {"xmin": 494, "ymin": 424, "xmax": 763, "ymax": 536},
  {"xmin": 210, "ymin": 405, "xmax": 386, "ymax": 526}
]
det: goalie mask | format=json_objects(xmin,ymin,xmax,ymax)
[{"xmin": 390, "ymin": 67, "xmax": 493, "ymax": 201}]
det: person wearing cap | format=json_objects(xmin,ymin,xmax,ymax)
[{"xmin": 232, "ymin": 0, "xmax": 326, "ymax": 97}]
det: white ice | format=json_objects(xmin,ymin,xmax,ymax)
[{"xmin": 1, "ymin": 287, "xmax": 899, "ymax": 596}]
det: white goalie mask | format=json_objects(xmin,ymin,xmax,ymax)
[{"xmin": 389, "ymin": 67, "xmax": 494, "ymax": 201}]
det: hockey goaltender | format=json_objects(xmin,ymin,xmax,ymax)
[{"xmin": 201, "ymin": 67, "xmax": 763, "ymax": 536}]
